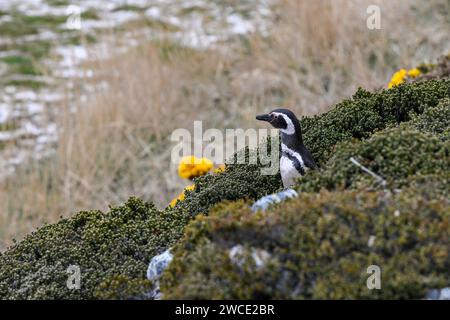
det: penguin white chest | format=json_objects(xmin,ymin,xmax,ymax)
[{"xmin": 280, "ymin": 155, "xmax": 302, "ymax": 187}]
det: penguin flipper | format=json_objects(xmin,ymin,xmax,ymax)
[{"xmin": 301, "ymin": 147, "xmax": 318, "ymax": 170}]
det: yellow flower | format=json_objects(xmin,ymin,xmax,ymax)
[
  {"xmin": 169, "ymin": 184, "xmax": 195, "ymax": 208},
  {"xmin": 388, "ymin": 69, "xmax": 407, "ymax": 89},
  {"xmin": 407, "ymin": 68, "xmax": 421, "ymax": 78},
  {"xmin": 214, "ymin": 164, "xmax": 226, "ymax": 174},
  {"xmin": 178, "ymin": 156, "xmax": 214, "ymax": 180},
  {"xmin": 388, "ymin": 67, "xmax": 422, "ymax": 89}
]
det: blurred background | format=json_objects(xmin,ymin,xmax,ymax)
[{"xmin": 0, "ymin": 0, "xmax": 449, "ymax": 250}]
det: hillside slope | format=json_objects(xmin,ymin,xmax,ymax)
[{"xmin": 0, "ymin": 64, "xmax": 449, "ymax": 299}]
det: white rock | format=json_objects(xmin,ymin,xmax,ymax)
[
  {"xmin": 251, "ymin": 188, "xmax": 298, "ymax": 212},
  {"xmin": 426, "ymin": 287, "xmax": 450, "ymax": 300},
  {"xmin": 146, "ymin": 249, "xmax": 173, "ymax": 281}
]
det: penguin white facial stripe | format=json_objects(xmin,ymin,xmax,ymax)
[{"xmin": 272, "ymin": 112, "xmax": 295, "ymax": 135}]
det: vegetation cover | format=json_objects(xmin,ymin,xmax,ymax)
[{"xmin": 0, "ymin": 74, "xmax": 449, "ymax": 299}]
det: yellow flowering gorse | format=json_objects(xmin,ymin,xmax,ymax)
[
  {"xmin": 178, "ymin": 156, "xmax": 214, "ymax": 180},
  {"xmin": 388, "ymin": 68, "xmax": 421, "ymax": 89},
  {"xmin": 169, "ymin": 184, "xmax": 195, "ymax": 208},
  {"xmin": 169, "ymin": 156, "xmax": 225, "ymax": 208},
  {"xmin": 407, "ymin": 68, "xmax": 421, "ymax": 78}
]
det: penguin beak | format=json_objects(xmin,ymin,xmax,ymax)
[{"xmin": 256, "ymin": 113, "xmax": 271, "ymax": 122}]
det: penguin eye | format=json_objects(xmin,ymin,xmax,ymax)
[{"xmin": 273, "ymin": 114, "xmax": 279, "ymax": 119}]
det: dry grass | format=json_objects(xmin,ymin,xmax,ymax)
[{"xmin": 1, "ymin": 0, "xmax": 449, "ymax": 249}]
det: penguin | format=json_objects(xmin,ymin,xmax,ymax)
[{"xmin": 256, "ymin": 108, "xmax": 317, "ymax": 188}]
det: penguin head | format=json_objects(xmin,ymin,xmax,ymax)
[{"xmin": 256, "ymin": 108, "xmax": 299, "ymax": 135}]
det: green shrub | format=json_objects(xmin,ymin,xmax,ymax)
[
  {"xmin": 0, "ymin": 197, "xmax": 189, "ymax": 299},
  {"xmin": 402, "ymin": 173, "xmax": 450, "ymax": 200},
  {"xmin": 174, "ymin": 79, "xmax": 450, "ymax": 216},
  {"xmin": 298, "ymin": 127, "xmax": 450, "ymax": 192},
  {"xmin": 160, "ymin": 191, "xmax": 450, "ymax": 299},
  {"xmin": 301, "ymin": 79, "xmax": 450, "ymax": 164},
  {"xmin": 93, "ymin": 275, "xmax": 153, "ymax": 300},
  {"xmin": 0, "ymin": 78, "xmax": 448, "ymax": 299},
  {"xmin": 409, "ymin": 98, "xmax": 450, "ymax": 140}
]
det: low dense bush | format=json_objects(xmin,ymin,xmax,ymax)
[
  {"xmin": 161, "ymin": 191, "xmax": 450, "ymax": 299},
  {"xmin": 160, "ymin": 78, "xmax": 450, "ymax": 299},
  {"xmin": 0, "ymin": 78, "xmax": 448, "ymax": 299},
  {"xmin": 93, "ymin": 274, "xmax": 153, "ymax": 300},
  {"xmin": 176, "ymin": 79, "xmax": 450, "ymax": 215},
  {"xmin": 298, "ymin": 127, "xmax": 450, "ymax": 192},
  {"xmin": 301, "ymin": 79, "xmax": 450, "ymax": 164},
  {"xmin": 0, "ymin": 197, "xmax": 188, "ymax": 299},
  {"xmin": 409, "ymin": 98, "xmax": 450, "ymax": 140}
]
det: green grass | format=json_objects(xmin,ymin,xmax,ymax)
[
  {"xmin": 0, "ymin": 12, "xmax": 66, "ymax": 37},
  {"xmin": 153, "ymin": 40, "xmax": 198, "ymax": 61},
  {"xmin": 0, "ymin": 9, "xmax": 99, "ymax": 38},
  {"xmin": 0, "ymin": 7, "xmax": 100, "ymax": 93},
  {"xmin": 81, "ymin": 9, "xmax": 100, "ymax": 21},
  {"xmin": 0, "ymin": 55, "xmax": 43, "ymax": 76},
  {"xmin": 0, "ymin": 20, "xmax": 39, "ymax": 37},
  {"xmin": 112, "ymin": 5, "xmax": 148, "ymax": 13},
  {"xmin": 118, "ymin": 17, "xmax": 181, "ymax": 33},
  {"xmin": 179, "ymin": 6, "xmax": 209, "ymax": 16},
  {"xmin": 4, "ymin": 79, "xmax": 45, "ymax": 89},
  {"xmin": 21, "ymin": 14, "xmax": 67, "ymax": 26},
  {"xmin": 53, "ymin": 30, "xmax": 98, "ymax": 46},
  {"xmin": 16, "ymin": 41, "xmax": 52, "ymax": 60},
  {"xmin": 0, "ymin": 118, "xmax": 15, "ymax": 151},
  {"xmin": 46, "ymin": 0, "xmax": 70, "ymax": 6},
  {"xmin": 0, "ymin": 121, "xmax": 18, "ymax": 132}
]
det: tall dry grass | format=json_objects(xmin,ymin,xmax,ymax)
[{"xmin": 1, "ymin": 0, "xmax": 449, "ymax": 249}]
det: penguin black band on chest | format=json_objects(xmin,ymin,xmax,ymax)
[
  {"xmin": 281, "ymin": 148, "xmax": 306, "ymax": 176},
  {"xmin": 256, "ymin": 108, "xmax": 317, "ymax": 187}
]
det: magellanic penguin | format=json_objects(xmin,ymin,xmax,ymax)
[{"xmin": 256, "ymin": 108, "xmax": 317, "ymax": 188}]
